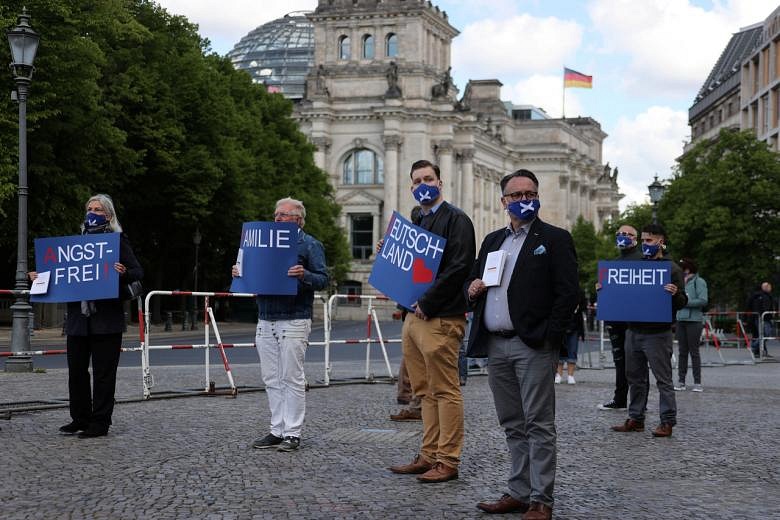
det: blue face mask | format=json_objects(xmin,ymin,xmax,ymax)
[
  {"xmin": 507, "ymin": 198, "xmax": 540, "ymax": 221},
  {"xmin": 642, "ymin": 243, "xmax": 661, "ymax": 258},
  {"xmin": 616, "ymin": 235, "xmax": 634, "ymax": 249},
  {"xmin": 413, "ymin": 183, "xmax": 440, "ymax": 204},
  {"xmin": 84, "ymin": 212, "xmax": 108, "ymax": 232}
]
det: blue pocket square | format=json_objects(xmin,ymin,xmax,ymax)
[{"xmin": 533, "ymin": 245, "xmax": 547, "ymax": 255}]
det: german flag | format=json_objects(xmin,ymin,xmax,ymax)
[{"xmin": 564, "ymin": 67, "xmax": 592, "ymax": 89}]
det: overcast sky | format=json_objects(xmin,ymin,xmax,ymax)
[{"xmin": 155, "ymin": 0, "xmax": 779, "ymax": 209}]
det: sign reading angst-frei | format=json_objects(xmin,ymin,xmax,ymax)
[
  {"xmin": 596, "ymin": 260, "xmax": 673, "ymax": 322},
  {"xmin": 369, "ymin": 210, "xmax": 446, "ymax": 310},
  {"xmin": 31, "ymin": 233, "xmax": 121, "ymax": 303},
  {"xmin": 230, "ymin": 221, "xmax": 299, "ymax": 295}
]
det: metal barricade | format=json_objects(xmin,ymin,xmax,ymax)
[
  {"xmin": 758, "ymin": 310, "xmax": 779, "ymax": 360},
  {"xmin": 702, "ymin": 311, "xmax": 754, "ymax": 365}
]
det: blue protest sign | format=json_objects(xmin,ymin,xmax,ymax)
[
  {"xmin": 596, "ymin": 260, "xmax": 672, "ymax": 322},
  {"xmin": 31, "ymin": 233, "xmax": 121, "ymax": 303},
  {"xmin": 229, "ymin": 221, "xmax": 299, "ymax": 295},
  {"xmin": 368, "ymin": 210, "xmax": 446, "ymax": 310}
]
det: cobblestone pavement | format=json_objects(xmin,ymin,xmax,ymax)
[{"xmin": 2, "ymin": 343, "xmax": 779, "ymax": 519}]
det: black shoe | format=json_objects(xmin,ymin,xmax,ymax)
[
  {"xmin": 252, "ymin": 433, "xmax": 283, "ymax": 449},
  {"xmin": 277, "ymin": 436, "xmax": 300, "ymax": 452},
  {"xmin": 77, "ymin": 424, "xmax": 109, "ymax": 438},
  {"xmin": 598, "ymin": 400, "xmax": 627, "ymax": 410},
  {"xmin": 59, "ymin": 422, "xmax": 88, "ymax": 434}
]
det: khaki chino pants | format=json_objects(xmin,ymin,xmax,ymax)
[{"xmin": 402, "ymin": 314, "xmax": 466, "ymax": 469}]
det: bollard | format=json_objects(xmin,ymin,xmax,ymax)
[
  {"xmin": 190, "ymin": 310, "xmax": 198, "ymax": 331},
  {"xmin": 164, "ymin": 311, "xmax": 173, "ymax": 331},
  {"xmin": 61, "ymin": 312, "xmax": 67, "ymax": 336},
  {"xmin": 181, "ymin": 311, "xmax": 189, "ymax": 331}
]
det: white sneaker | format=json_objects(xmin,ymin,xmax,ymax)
[
  {"xmin": 554, "ymin": 373, "xmax": 562, "ymax": 384},
  {"xmin": 692, "ymin": 384, "xmax": 703, "ymax": 392},
  {"xmin": 673, "ymin": 383, "xmax": 686, "ymax": 391},
  {"xmin": 567, "ymin": 375, "xmax": 576, "ymax": 385}
]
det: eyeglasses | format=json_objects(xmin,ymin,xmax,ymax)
[
  {"xmin": 503, "ymin": 190, "xmax": 538, "ymax": 201},
  {"xmin": 274, "ymin": 212, "xmax": 300, "ymax": 219},
  {"xmin": 615, "ymin": 231, "xmax": 636, "ymax": 238}
]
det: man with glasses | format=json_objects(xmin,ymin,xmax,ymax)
[
  {"xmin": 598, "ymin": 224, "xmax": 643, "ymax": 410},
  {"xmin": 466, "ymin": 169, "xmax": 578, "ymax": 520},
  {"xmin": 232, "ymin": 197, "xmax": 329, "ymax": 452}
]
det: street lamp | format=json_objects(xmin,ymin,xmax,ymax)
[
  {"xmin": 7, "ymin": 9, "xmax": 40, "ymax": 371},
  {"xmin": 191, "ymin": 227, "xmax": 202, "ymax": 330},
  {"xmin": 648, "ymin": 174, "xmax": 666, "ymax": 224}
]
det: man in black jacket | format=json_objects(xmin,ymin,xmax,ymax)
[
  {"xmin": 747, "ymin": 281, "xmax": 775, "ymax": 357},
  {"xmin": 388, "ymin": 160, "xmax": 475, "ymax": 484},
  {"xmin": 466, "ymin": 169, "xmax": 578, "ymax": 520},
  {"xmin": 598, "ymin": 224, "xmax": 644, "ymax": 410},
  {"xmin": 610, "ymin": 223, "xmax": 687, "ymax": 438}
]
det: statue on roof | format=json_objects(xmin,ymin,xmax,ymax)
[{"xmin": 385, "ymin": 61, "xmax": 402, "ymax": 98}]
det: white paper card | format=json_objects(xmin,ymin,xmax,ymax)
[
  {"xmin": 482, "ymin": 250, "xmax": 507, "ymax": 287},
  {"xmin": 235, "ymin": 249, "xmax": 244, "ymax": 277},
  {"xmin": 30, "ymin": 271, "xmax": 51, "ymax": 295}
]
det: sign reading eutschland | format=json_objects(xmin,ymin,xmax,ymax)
[
  {"xmin": 31, "ymin": 233, "xmax": 121, "ymax": 303},
  {"xmin": 230, "ymin": 221, "xmax": 299, "ymax": 295},
  {"xmin": 596, "ymin": 260, "xmax": 672, "ymax": 322},
  {"xmin": 369, "ymin": 210, "xmax": 446, "ymax": 310}
]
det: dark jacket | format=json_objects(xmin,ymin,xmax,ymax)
[
  {"xmin": 65, "ymin": 233, "xmax": 143, "ymax": 336},
  {"xmin": 746, "ymin": 288, "xmax": 776, "ymax": 334},
  {"xmin": 256, "ymin": 230, "xmax": 329, "ymax": 320},
  {"xmin": 465, "ymin": 217, "xmax": 579, "ymax": 356},
  {"xmin": 627, "ymin": 257, "xmax": 687, "ymax": 332},
  {"xmin": 414, "ymin": 201, "xmax": 476, "ymax": 318}
]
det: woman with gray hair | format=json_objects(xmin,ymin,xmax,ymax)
[{"xmin": 30, "ymin": 194, "xmax": 143, "ymax": 437}]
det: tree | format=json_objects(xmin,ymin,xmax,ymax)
[{"xmin": 661, "ymin": 129, "xmax": 780, "ymax": 307}]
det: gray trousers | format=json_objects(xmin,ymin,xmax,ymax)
[
  {"xmin": 625, "ymin": 329, "xmax": 677, "ymax": 425},
  {"xmin": 676, "ymin": 321, "xmax": 704, "ymax": 384},
  {"xmin": 487, "ymin": 335, "xmax": 557, "ymax": 507}
]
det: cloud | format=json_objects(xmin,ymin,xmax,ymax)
[
  {"xmin": 501, "ymin": 75, "xmax": 584, "ymax": 118},
  {"xmin": 603, "ymin": 106, "xmax": 689, "ymax": 208},
  {"xmin": 453, "ymin": 14, "xmax": 583, "ymax": 79},
  {"xmin": 587, "ymin": 0, "xmax": 780, "ymax": 98}
]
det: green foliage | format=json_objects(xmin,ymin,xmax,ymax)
[
  {"xmin": 0, "ymin": 0, "xmax": 350, "ymax": 292},
  {"xmin": 660, "ymin": 129, "xmax": 780, "ymax": 307}
]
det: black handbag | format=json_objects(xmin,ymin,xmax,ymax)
[{"xmin": 124, "ymin": 280, "xmax": 144, "ymax": 300}]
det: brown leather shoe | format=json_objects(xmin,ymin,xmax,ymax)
[
  {"xmin": 390, "ymin": 408, "xmax": 422, "ymax": 421},
  {"xmin": 477, "ymin": 494, "xmax": 529, "ymax": 514},
  {"xmin": 417, "ymin": 462, "xmax": 458, "ymax": 483},
  {"xmin": 388, "ymin": 454, "xmax": 433, "ymax": 474},
  {"xmin": 522, "ymin": 502, "xmax": 552, "ymax": 520},
  {"xmin": 611, "ymin": 418, "xmax": 645, "ymax": 432},
  {"xmin": 652, "ymin": 422, "xmax": 673, "ymax": 437}
]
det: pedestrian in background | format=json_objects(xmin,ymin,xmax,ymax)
[
  {"xmin": 234, "ymin": 197, "xmax": 329, "ymax": 452},
  {"xmin": 746, "ymin": 281, "xmax": 775, "ymax": 358},
  {"xmin": 556, "ymin": 287, "xmax": 586, "ymax": 385},
  {"xmin": 30, "ymin": 194, "xmax": 143, "ymax": 438},
  {"xmin": 674, "ymin": 257, "xmax": 708, "ymax": 392}
]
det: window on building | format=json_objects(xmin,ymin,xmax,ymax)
[
  {"xmin": 350, "ymin": 214, "xmax": 373, "ymax": 260},
  {"xmin": 339, "ymin": 35, "xmax": 351, "ymax": 60},
  {"xmin": 337, "ymin": 280, "xmax": 362, "ymax": 305},
  {"xmin": 386, "ymin": 33, "xmax": 398, "ymax": 57},
  {"xmin": 343, "ymin": 148, "xmax": 384, "ymax": 184},
  {"xmin": 362, "ymin": 34, "xmax": 375, "ymax": 59}
]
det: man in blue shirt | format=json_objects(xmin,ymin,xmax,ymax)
[{"xmin": 232, "ymin": 197, "xmax": 329, "ymax": 452}]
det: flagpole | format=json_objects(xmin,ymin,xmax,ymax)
[{"xmin": 562, "ymin": 71, "xmax": 566, "ymax": 119}]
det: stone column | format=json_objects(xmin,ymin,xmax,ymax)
[
  {"xmin": 382, "ymin": 134, "xmax": 403, "ymax": 230},
  {"xmin": 311, "ymin": 136, "xmax": 331, "ymax": 171},
  {"xmin": 457, "ymin": 148, "xmax": 475, "ymax": 215},
  {"xmin": 434, "ymin": 140, "xmax": 455, "ymax": 204}
]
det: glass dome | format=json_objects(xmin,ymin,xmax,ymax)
[{"xmin": 227, "ymin": 12, "xmax": 314, "ymax": 100}]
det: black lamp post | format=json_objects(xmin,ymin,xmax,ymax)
[
  {"xmin": 7, "ymin": 9, "xmax": 40, "ymax": 371},
  {"xmin": 191, "ymin": 227, "xmax": 201, "ymax": 330},
  {"xmin": 648, "ymin": 174, "xmax": 666, "ymax": 224}
]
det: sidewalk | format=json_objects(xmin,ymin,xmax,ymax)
[{"xmin": 2, "ymin": 352, "xmax": 779, "ymax": 518}]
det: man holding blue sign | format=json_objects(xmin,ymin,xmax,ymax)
[
  {"xmin": 609, "ymin": 223, "xmax": 687, "ymax": 438},
  {"xmin": 231, "ymin": 198, "xmax": 329, "ymax": 453},
  {"xmin": 388, "ymin": 160, "xmax": 475, "ymax": 483}
]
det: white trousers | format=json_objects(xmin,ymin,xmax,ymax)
[{"xmin": 255, "ymin": 319, "xmax": 311, "ymax": 438}]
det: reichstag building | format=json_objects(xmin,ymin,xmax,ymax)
[{"xmin": 228, "ymin": 0, "xmax": 622, "ymax": 289}]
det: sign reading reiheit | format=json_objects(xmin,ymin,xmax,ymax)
[
  {"xmin": 596, "ymin": 260, "xmax": 672, "ymax": 322},
  {"xmin": 229, "ymin": 221, "xmax": 299, "ymax": 295},
  {"xmin": 368, "ymin": 210, "xmax": 446, "ymax": 310},
  {"xmin": 31, "ymin": 233, "xmax": 121, "ymax": 303}
]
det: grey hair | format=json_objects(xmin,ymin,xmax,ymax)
[
  {"xmin": 275, "ymin": 197, "xmax": 306, "ymax": 226},
  {"xmin": 84, "ymin": 193, "xmax": 123, "ymax": 232}
]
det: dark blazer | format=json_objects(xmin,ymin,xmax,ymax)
[
  {"xmin": 465, "ymin": 217, "xmax": 579, "ymax": 356},
  {"xmin": 66, "ymin": 233, "xmax": 143, "ymax": 336},
  {"xmin": 415, "ymin": 201, "xmax": 476, "ymax": 318}
]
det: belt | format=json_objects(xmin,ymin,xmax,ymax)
[{"xmin": 489, "ymin": 330, "xmax": 515, "ymax": 338}]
